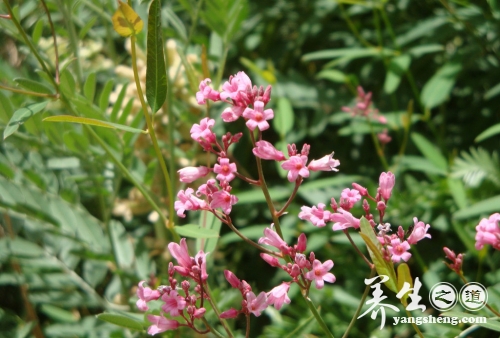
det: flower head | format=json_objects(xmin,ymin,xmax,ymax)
[
  {"xmin": 407, "ymin": 217, "xmax": 431, "ymax": 245},
  {"xmin": 178, "ymin": 166, "xmax": 210, "ymax": 183},
  {"xmin": 196, "ymin": 78, "xmax": 220, "ymax": 104},
  {"xmin": 305, "ymin": 259, "xmax": 336, "ymax": 289},
  {"xmin": 267, "ymin": 283, "xmax": 291, "ymax": 310},
  {"xmin": 387, "ymin": 238, "xmax": 411, "ymax": 263},
  {"xmin": 221, "ymin": 71, "xmax": 252, "ymax": 103},
  {"xmin": 258, "ymin": 227, "xmax": 289, "ymax": 253},
  {"xmin": 281, "ymin": 155, "xmax": 309, "ymax": 182},
  {"xmin": 174, "ymin": 188, "xmax": 207, "ymax": 218},
  {"xmin": 298, "ymin": 203, "xmax": 331, "ymax": 227},
  {"xmin": 242, "ymin": 101, "xmax": 274, "ymax": 131},
  {"xmin": 252, "ymin": 140, "xmax": 286, "ymax": 161},
  {"xmin": 214, "ymin": 158, "xmax": 237, "ymax": 183},
  {"xmin": 340, "ymin": 188, "xmax": 361, "ymax": 209},
  {"xmin": 190, "ymin": 118, "xmax": 216, "ymax": 144},
  {"xmin": 147, "ymin": 315, "xmax": 179, "ymax": 335},
  {"xmin": 379, "ymin": 172, "xmax": 395, "ymax": 201},
  {"xmin": 475, "ymin": 213, "xmax": 500, "ymax": 250},
  {"xmin": 246, "ymin": 291, "xmax": 268, "ymax": 316},
  {"xmin": 330, "ymin": 208, "xmax": 360, "ymax": 231},
  {"xmin": 308, "ymin": 153, "xmax": 340, "ymax": 172},
  {"xmin": 161, "ymin": 290, "xmax": 187, "ymax": 317},
  {"xmin": 210, "ymin": 190, "xmax": 238, "ymax": 214},
  {"xmin": 136, "ymin": 281, "xmax": 161, "ymax": 311}
]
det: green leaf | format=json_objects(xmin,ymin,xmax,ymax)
[
  {"xmin": 476, "ymin": 123, "xmax": 500, "ymax": 142},
  {"xmin": 407, "ymin": 44, "xmax": 444, "ymax": 58},
  {"xmin": 43, "ymin": 115, "xmax": 147, "ymax": 134},
  {"xmin": 146, "ymin": 0, "xmax": 167, "ymax": 113},
  {"xmin": 164, "ymin": 7, "xmax": 187, "ymax": 42},
  {"xmin": 316, "ymin": 69, "xmax": 347, "ymax": 83},
  {"xmin": 384, "ymin": 54, "xmax": 411, "ymax": 94},
  {"xmin": 40, "ymin": 304, "xmax": 77, "ymax": 323},
  {"xmin": 174, "ymin": 224, "xmax": 220, "ymax": 239},
  {"xmin": 99, "ymin": 79, "xmax": 115, "ymax": 111},
  {"xmin": 396, "ymin": 263, "xmax": 413, "ymax": 305},
  {"xmin": 302, "ymin": 47, "xmax": 390, "ymax": 62},
  {"xmin": 109, "ymin": 83, "xmax": 129, "ymax": 122},
  {"xmin": 79, "ymin": 16, "xmax": 96, "ymax": 39},
  {"xmin": 14, "ymin": 78, "xmax": 53, "ymax": 95},
  {"xmin": 273, "ymin": 97, "xmax": 294, "ymax": 136},
  {"xmin": 109, "ymin": 220, "xmax": 134, "ymax": 270},
  {"xmin": 451, "ymin": 148, "xmax": 500, "ymax": 187},
  {"xmin": 421, "ymin": 62, "xmax": 462, "ymax": 109},
  {"xmin": 484, "ymin": 82, "xmax": 500, "ymax": 100},
  {"xmin": 447, "ymin": 178, "xmax": 467, "ymax": 210},
  {"xmin": 359, "ymin": 217, "xmax": 398, "ymax": 293},
  {"xmin": 411, "ymin": 132, "xmax": 448, "ymax": 172},
  {"xmin": 3, "ymin": 101, "xmax": 49, "ymax": 140},
  {"xmin": 32, "ymin": 19, "xmax": 44, "ymax": 44},
  {"xmin": 440, "ymin": 312, "xmax": 500, "ymax": 332},
  {"xmin": 453, "ymin": 195, "xmax": 500, "ymax": 220},
  {"xmin": 84, "ymin": 72, "xmax": 96, "ymax": 102},
  {"xmin": 60, "ymin": 69, "xmax": 76, "ymax": 99},
  {"xmin": 0, "ymin": 91, "xmax": 14, "ymax": 123},
  {"xmin": 96, "ymin": 313, "xmax": 144, "ymax": 331}
]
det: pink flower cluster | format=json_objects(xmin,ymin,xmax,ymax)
[
  {"xmin": 342, "ymin": 86, "xmax": 387, "ymax": 124},
  {"xmin": 475, "ymin": 213, "xmax": 500, "ymax": 250},
  {"xmin": 299, "ymin": 172, "xmax": 431, "ymax": 263},
  {"xmin": 136, "ymin": 239, "xmax": 209, "ymax": 335},
  {"xmin": 443, "ymin": 247, "xmax": 464, "ymax": 273}
]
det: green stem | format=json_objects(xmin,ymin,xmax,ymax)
[
  {"xmin": 303, "ymin": 295, "xmax": 335, "ymax": 338},
  {"xmin": 368, "ymin": 120, "xmax": 389, "ymax": 170},
  {"xmin": 343, "ymin": 268, "xmax": 376, "ymax": 338},
  {"xmin": 57, "ymin": 0, "xmax": 83, "ymax": 85},
  {"xmin": 0, "ymin": 83, "xmax": 56, "ymax": 98},
  {"xmin": 405, "ymin": 308, "xmax": 425, "ymax": 338},
  {"xmin": 40, "ymin": 0, "xmax": 60, "ymax": 84},
  {"xmin": 3, "ymin": 1, "xmax": 58, "ymax": 90},
  {"xmin": 214, "ymin": 44, "xmax": 229, "ymax": 89},
  {"xmin": 200, "ymin": 318, "xmax": 225, "ymax": 338},
  {"xmin": 343, "ymin": 230, "xmax": 374, "ymax": 269},
  {"xmin": 338, "ymin": 3, "xmax": 372, "ymax": 48},
  {"xmin": 130, "ymin": 35, "xmax": 178, "ymax": 241},
  {"xmin": 203, "ymin": 283, "xmax": 234, "ymax": 337}
]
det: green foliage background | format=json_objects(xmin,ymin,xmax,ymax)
[{"xmin": 0, "ymin": 0, "xmax": 500, "ymax": 337}]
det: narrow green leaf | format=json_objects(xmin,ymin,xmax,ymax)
[
  {"xmin": 411, "ymin": 132, "xmax": 448, "ymax": 171},
  {"xmin": 177, "ymin": 47, "xmax": 198, "ymax": 94},
  {"xmin": 99, "ymin": 79, "xmax": 115, "ymax": 111},
  {"xmin": 146, "ymin": 0, "xmax": 167, "ymax": 113},
  {"xmin": 164, "ymin": 7, "xmax": 187, "ymax": 42},
  {"xmin": 40, "ymin": 304, "xmax": 77, "ymax": 323},
  {"xmin": 32, "ymin": 19, "xmax": 44, "ymax": 44},
  {"xmin": 109, "ymin": 220, "xmax": 134, "ymax": 269},
  {"xmin": 476, "ymin": 123, "xmax": 500, "ymax": 142},
  {"xmin": 384, "ymin": 54, "xmax": 411, "ymax": 94},
  {"xmin": 421, "ymin": 62, "xmax": 462, "ymax": 109},
  {"xmin": 273, "ymin": 97, "xmax": 294, "ymax": 136},
  {"xmin": 79, "ymin": 16, "xmax": 96, "ymax": 39},
  {"xmin": 302, "ymin": 47, "xmax": 388, "ymax": 62},
  {"xmin": 447, "ymin": 178, "xmax": 467, "ymax": 210},
  {"xmin": 60, "ymin": 69, "xmax": 76, "ymax": 99},
  {"xmin": 0, "ymin": 91, "xmax": 14, "ymax": 123},
  {"xmin": 441, "ymin": 312, "xmax": 500, "ymax": 332},
  {"xmin": 84, "ymin": 72, "xmax": 96, "ymax": 102},
  {"xmin": 453, "ymin": 195, "xmax": 500, "ymax": 220},
  {"xmin": 3, "ymin": 101, "xmax": 49, "ymax": 140},
  {"xmin": 110, "ymin": 83, "xmax": 129, "ymax": 122},
  {"xmin": 96, "ymin": 313, "xmax": 144, "ymax": 331},
  {"xmin": 316, "ymin": 69, "xmax": 347, "ymax": 83},
  {"xmin": 174, "ymin": 224, "xmax": 219, "ymax": 239},
  {"xmin": 359, "ymin": 217, "xmax": 398, "ymax": 293},
  {"xmin": 43, "ymin": 115, "xmax": 147, "ymax": 134},
  {"xmin": 14, "ymin": 78, "xmax": 53, "ymax": 95}
]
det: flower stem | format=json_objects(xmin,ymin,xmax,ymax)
[
  {"xmin": 343, "ymin": 268, "xmax": 376, "ymax": 338},
  {"xmin": 343, "ymin": 230, "xmax": 374, "ymax": 269},
  {"xmin": 130, "ymin": 35, "xmax": 178, "ymax": 241},
  {"xmin": 202, "ymin": 283, "xmax": 234, "ymax": 337},
  {"xmin": 302, "ymin": 295, "xmax": 335, "ymax": 338}
]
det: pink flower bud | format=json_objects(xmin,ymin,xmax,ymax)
[
  {"xmin": 224, "ymin": 270, "xmax": 241, "ymax": 288},
  {"xmin": 377, "ymin": 201, "xmax": 386, "ymax": 212},
  {"xmin": 352, "ymin": 183, "xmax": 368, "ymax": 196},
  {"xmin": 308, "ymin": 153, "xmax": 340, "ymax": 172},
  {"xmin": 262, "ymin": 85, "xmax": 272, "ymax": 104},
  {"xmin": 379, "ymin": 172, "xmax": 395, "ymax": 201},
  {"xmin": 178, "ymin": 166, "xmax": 210, "ymax": 183},
  {"xmin": 252, "ymin": 140, "xmax": 286, "ymax": 161},
  {"xmin": 220, "ymin": 308, "xmax": 239, "ymax": 319},
  {"xmin": 290, "ymin": 264, "xmax": 301, "ymax": 277},
  {"xmin": 443, "ymin": 247, "xmax": 456, "ymax": 261},
  {"xmin": 193, "ymin": 307, "xmax": 206, "ymax": 318},
  {"xmin": 296, "ymin": 233, "xmax": 307, "ymax": 252},
  {"xmin": 260, "ymin": 253, "xmax": 281, "ymax": 267}
]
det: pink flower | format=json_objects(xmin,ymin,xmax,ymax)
[
  {"xmin": 192, "ymin": 307, "xmax": 206, "ymax": 318},
  {"xmin": 307, "ymin": 153, "xmax": 340, "ymax": 172},
  {"xmin": 174, "ymin": 188, "xmax": 207, "ymax": 218},
  {"xmin": 147, "ymin": 315, "xmax": 179, "ymax": 335},
  {"xmin": 210, "ymin": 190, "xmax": 238, "ymax": 214},
  {"xmin": 330, "ymin": 208, "xmax": 360, "ymax": 231},
  {"xmin": 246, "ymin": 291, "xmax": 268, "ymax": 316},
  {"xmin": 475, "ymin": 213, "xmax": 500, "ymax": 250},
  {"xmin": 305, "ymin": 259, "xmax": 336, "ymax": 289},
  {"xmin": 352, "ymin": 183, "xmax": 368, "ymax": 196},
  {"xmin": 298, "ymin": 203, "xmax": 331, "ymax": 227},
  {"xmin": 220, "ymin": 71, "xmax": 252, "ymax": 102},
  {"xmin": 190, "ymin": 118, "xmax": 216, "ymax": 144},
  {"xmin": 387, "ymin": 238, "xmax": 412, "ymax": 263},
  {"xmin": 260, "ymin": 253, "xmax": 281, "ymax": 267},
  {"xmin": 242, "ymin": 101, "xmax": 274, "ymax": 131},
  {"xmin": 407, "ymin": 217, "xmax": 431, "ymax": 245},
  {"xmin": 340, "ymin": 188, "xmax": 361, "ymax": 208},
  {"xmin": 161, "ymin": 290, "xmax": 187, "ymax": 317},
  {"xmin": 168, "ymin": 238, "xmax": 192, "ymax": 269},
  {"xmin": 379, "ymin": 172, "xmax": 395, "ymax": 201},
  {"xmin": 136, "ymin": 281, "xmax": 161, "ymax": 311},
  {"xmin": 296, "ymin": 233, "xmax": 307, "ymax": 252},
  {"xmin": 377, "ymin": 129, "xmax": 392, "ymax": 144},
  {"xmin": 252, "ymin": 140, "xmax": 286, "ymax": 161},
  {"xmin": 221, "ymin": 105, "xmax": 245, "ymax": 122},
  {"xmin": 267, "ymin": 283, "xmax": 291, "ymax": 310},
  {"xmin": 224, "ymin": 270, "xmax": 241, "ymax": 288},
  {"xmin": 281, "ymin": 155, "xmax": 309, "ymax": 182},
  {"xmin": 220, "ymin": 308, "xmax": 239, "ymax": 319},
  {"xmin": 196, "ymin": 78, "xmax": 220, "ymax": 104},
  {"xmin": 443, "ymin": 247, "xmax": 463, "ymax": 273},
  {"xmin": 213, "ymin": 158, "xmax": 237, "ymax": 182},
  {"xmin": 258, "ymin": 227, "xmax": 289, "ymax": 253},
  {"xmin": 194, "ymin": 250, "xmax": 209, "ymax": 281},
  {"xmin": 178, "ymin": 166, "xmax": 209, "ymax": 183}
]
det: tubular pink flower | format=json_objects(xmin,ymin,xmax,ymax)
[
  {"xmin": 178, "ymin": 166, "xmax": 210, "ymax": 183},
  {"xmin": 136, "ymin": 281, "xmax": 161, "ymax": 311},
  {"xmin": 252, "ymin": 140, "xmax": 286, "ymax": 161},
  {"xmin": 210, "ymin": 190, "xmax": 238, "ymax": 214},
  {"xmin": 266, "ymin": 283, "xmax": 291, "ymax": 310},
  {"xmin": 387, "ymin": 238, "xmax": 412, "ymax": 263},
  {"xmin": 161, "ymin": 290, "xmax": 187, "ymax": 317},
  {"xmin": 379, "ymin": 171, "xmax": 395, "ymax": 201},
  {"xmin": 221, "ymin": 106, "xmax": 245, "ymax": 122},
  {"xmin": 246, "ymin": 291, "xmax": 268, "ymax": 316},
  {"xmin": 258, "ymin": 227, "xmax": 289, "ymax": 253},
  {"xmin": 242, "ymin": 101, "xmax": 274, "ymax": 131},
  {"xmin": 260, "ymin": 253, "xmax": 281, "ymax": 267},
  {"xmin": 213, "ymin": 158, "xmax": 237, "ymax": 182},
  {"xmin": 475, "ymin": 213, "xmax": 500, "ymax": 250},
  {"xmin": 298, "ymin": 203, "xmax": 331, "ymax": 227},
  {"xmin": 330, "ymin": 208, "xmax": 361, "ymax": 231},
  {"xmin": 307, "ymin": 153, "xmax": 340, "ymax": 172},
  {"xmin": 190, "ymin": 118, "xmax": 216, "ymax": 144},
  {"xmin": 168, "ymin": 238, "xmax": 192, "ymax": 269},
  {"xmin": 194, "ymin": 250, "xmax": 209, "ymax": 281},
  {"xmin": 174, "ymin": 188, "xmax": 207, "ymax": 218},
  {"xmin": 340, "ymin": 188, "xmax": 361, "ymax": 208},
  {"xmin": 220, "ymin": 308, "xmax": 239, "ymax": 319},
  {"xmin": 281, "ymin": 155, "xmax": 309, "ymax": 182},
  {"xmin": 192, "ymin": 307, "xmax": 206, "ymax": 318},
  {"xmin": 352, "ymin": 183, "xmax": 368, "ymax": 196},
  {"xmin": 296, "ymin": 233, "xmax": 307, "ymax": 252},
  {"xmin": 196, "ymin": 78, "xmax": 220, "ymax": 104},
  {"xmin": 147, "ymin": 315, "xmax": 179, "ymax": 335},
  {"xmin": 224, "ymin": 270, "xmax": 241, "ymax": 288},
  {"xmin": 220, "ymin": 71, "xmax": 252, "ymax": 103},
  {"xmin": 305, "ymin": 259, "xmax": 336, "ymax": 289},
  {"xmin": 407, "ymin": 217, "xmax": 431, "ymax": 245}
]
